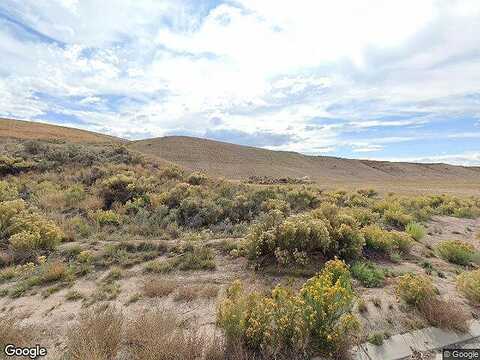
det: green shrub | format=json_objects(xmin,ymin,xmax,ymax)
[
  {"xmin": 261, "ymin": 199, "xmax": 290, "ymax": 214},
  {"xmin": 0, "ymin": 181, "xmax": 18, "ymax": 202},
  {"xmin": 362, "ymin": 225, "xmax": 392, "ymax": 253},
  {"xmin": 311, "ymin": 206, "xmax": 365, "ymax": 260},
  {"xmin": 345, "ymin": 207, "xmax": 380, "ymax": 227},
  {"xmin": 64, "ymin": 185, "xmax": 86, "ymax": 208},
  {"xmin": 351, "ymin": 262, "xmax": 385, "ymax": 287},
  {"xmin": 368, "ymin": 332, "xmax": 384, "ymax": 346},
  {"xmin": 436, "ymin": 240, "xmax": 475, "ymax": 265},
  {"xmin": 145, "ymin": 246, "xmax": 215, "ymax": 273},
  {"xmin": 457, "ymin": 270, "xmax": 480, "ymax": 303},
  {"xmin": 396, "ymin": 273, "xmax": 436, "ymax": 306},
  {"xmin": 0, "ymin": 156, "xmax": 34, "ymax": 175},
  {"xmin": 405, "ymin": 222, "xmax": 425, "ymax": 241},
  {"xmin": 329, "ymin": 220, "xmax": 365, "ymax": 260},
  {"xmin": 247, "ymin": 211, "xmax": 330, "ymax": 265},
  {"xmin": 68, "ymin": 216, "xmax": 92, "ymax": 238},
  {"xmin": 90, "ymin": 210, "xmax": 121, "ymax": 226},
  {"xmin": 286, "ymin": 187, "xmax": 319, "ymax": 211},
  {"xmin": 99, "ymin": 174, "xmax": 144, "ymax": 208},
  {"xmin": 362, "ymin": 225, "xmax": 413, "ymax": 256},
  {"xmin": 388, "ymin": 231, "xmax": 414, "ymax": 254},
  {"xmin": 186, "ymin": 172, "xmax": 208, "ymax": 185},
  {"xmin": 383, "ymin": 206, "xmax": 413, "ymax": 229},
  {"xmin": 217, "ymin": 259, "xmax": 359, "ymax": 358}
]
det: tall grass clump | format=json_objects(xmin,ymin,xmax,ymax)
[
  {"xmin": 65, "ymin": 305, "xmax": 123, "ymax": 360},
  {"xmin": 457, "ymin": 270, "xmax": 480, "ymax": 304},
  {"xmin": 124, "ymin": 309, "xmax": 206, "ymax": 360},
  {"xmin": 351, "ymin": 261, "xmax": 385, "ymax": 288},
  {"xmin": 405, "ymin": 222, "xmax": 425, "ymax": 241}
]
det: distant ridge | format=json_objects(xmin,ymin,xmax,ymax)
[
  {"xmin": 130, "ymin": 136, "xmax": 480, "ymax": 194},
  {"xmin": 0, "ymin": 118, "xmax": 124, "ymax": 144}
]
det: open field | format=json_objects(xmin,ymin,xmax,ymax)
[{"xmin": 1, "ymin": 127, "xmax": 480, "ymax": 359}]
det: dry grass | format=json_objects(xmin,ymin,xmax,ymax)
[
  {"xmin": 174, "ymin": 285, "xmax": 199, "ymax": 302},
  {"xmin": 65, "ymin": 305, "xmax": 123, "ymax": 360},
  {"xmin": 0, "ymin": 315, "xmax": 36, "ymax": 350},
  {"xmin": 124, "ymin": 309, "xmax": 206, "ymax": 360},
  {"xmin": 417, "ymin": 298, "xmax": 470, "ymax": 332},
  {"xmin": 65, "ymin": 306, "xmax": 237, "ymax": 360},
  {"xmin": 174, "ymin": 284, "xmax": 219, "ymax": 302},
  {"xmin": 41, "ymin": 261, "xmax": 67, "ymax": 283},
  {"xmin": 142, "ymin": 278, "xmax": 177, "ymax": 298}
]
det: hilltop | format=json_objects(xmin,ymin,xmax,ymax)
[{"xmin": 0, "ymin": 118, "xmax": 124, "ymax": 144}]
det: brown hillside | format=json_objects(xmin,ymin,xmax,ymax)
[
  {"xmin": 130, "ymin": 136, "xmax": 480, "ymax": 195},
  {"xmin": 0, "ymin": 118, "xmax": 124, "ymax": 144}
]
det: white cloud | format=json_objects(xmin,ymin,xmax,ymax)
[{"xmin": 1, "ymin": 0, "xmax": 480, "ymax": 162}]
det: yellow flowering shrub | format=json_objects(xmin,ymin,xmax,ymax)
[
  {"xmin": 300, "ymin": 259, "xmax": 359, "ymax": 354},
  {"xmin": 0, "ymin": 181, "xmax": 18, "ymax": 202},
  {"xmin": 217, "ymin": 259, "xmax": 359, "ymax": 358},
  {"xmin": 90, "ymin": 209, "xmax": 121, "ymax": 226},
  {"xmin": 436, "ymin": 240, "xmax": 475, "ymax": 265},
  {"xmin": 396, "ymin": 273, "xmax": 436, "ymax": 306},
  {"xmin": 457, "ymin": 270, "xmax": 480, "ymax": 303},
  {"xmin": 1, "ymin": 200, "xmax": 63, "ymax": 253}
]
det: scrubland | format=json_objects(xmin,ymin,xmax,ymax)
[{"xmin": 0, "ymin": 138, "xmax": 480, "ymax": 359}]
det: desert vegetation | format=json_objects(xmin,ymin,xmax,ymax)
[{"xmin": 0, "ymin": 137, "xmax": 479, "ymax": 359}]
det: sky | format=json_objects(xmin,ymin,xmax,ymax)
[{"xmin": 1, "ymin": 1, "xmax": 480, "ymax": 165}]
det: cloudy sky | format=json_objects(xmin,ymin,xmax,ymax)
[{"xmin": 1, "ymin": 1, "xmax": 480, "ymax": 165}]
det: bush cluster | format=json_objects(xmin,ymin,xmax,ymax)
[
  {"xmin": 0, "ymin": 200, "xmax": 63, "ymax": 256},
  {"xmin": 397, "ymin": 273, "xmax": 469, "ymax": 332},
  {"xmin": 362, "ymin": 225, "xmax": 413, "ymax": 256},
  {"xmin": 396, "ymin": 273, "xmax": 436, "ymax": 306}
]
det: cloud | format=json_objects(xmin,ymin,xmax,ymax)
[
  {"xmin": 0, "ymin": 0, "xmax": 479, "ymax": 164},
  {"xmin": 204, "ymin": 129, "xmax": 296, "ymax": 147}
]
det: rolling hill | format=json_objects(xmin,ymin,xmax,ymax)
[{"xmin": 130, "ymin": 136, "xmax": 480, "ymax": 195}]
